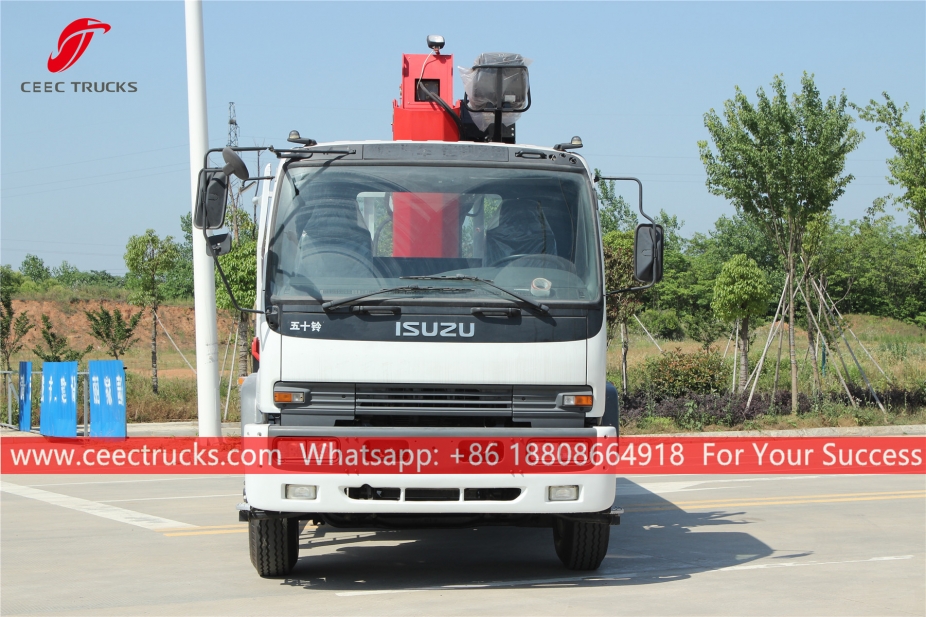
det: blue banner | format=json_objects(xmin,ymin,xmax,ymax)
[
  {"xmin": 39, "ymin": 362, "xmax": 78, "ymax": 437},
  {"xmin": 18, "ymin": 361, "xmax": 32, "ymax": 433},
  {"xmin": 88, "ymin": 360, "xmax": 127, "ymax": 438}
]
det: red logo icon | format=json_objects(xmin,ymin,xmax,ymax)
[{"xmin": 47, "ymin": 18, "xmax": 111, "ymax": 73}]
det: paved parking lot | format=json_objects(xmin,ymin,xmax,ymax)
[{"xmin": 1, "ymin": 472, "xmax": 923, "ymax": 615}]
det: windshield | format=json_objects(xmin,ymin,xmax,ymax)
[{"xmin": 267, "ymin": 164, "xmax": 601, "ymax": 304}]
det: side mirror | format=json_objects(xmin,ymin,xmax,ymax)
[
  {"xmin": 633, "ymin": 223, "xmax": 664, "ymax": 284},
  {"xmin": 206, "ymin": 232, "xmax": 232, "ymax": 257},
  {"xmin": 193, "ymin": 170, "xmax": 228, "ymax": 230},
  {"xmin": 222, "ymin": 147, "xmax": 249, "ymax": 180}
]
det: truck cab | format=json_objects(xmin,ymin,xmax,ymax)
[{"xmin": 195, "ymin": 39, "xmax": 662, "ymax": 577}]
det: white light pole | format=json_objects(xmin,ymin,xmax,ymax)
[{"xmin": 185, "ymin": 0, "xmax": 222, "ymax": 437}]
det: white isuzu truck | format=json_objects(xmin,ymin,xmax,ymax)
[{"xmin": 194, "ymin": 37, "xmax": 663, "ymax": 577}]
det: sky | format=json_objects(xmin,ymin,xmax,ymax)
[{"xmin": 1, "ymin": 1, "xmax": 924, "ymax": 275}]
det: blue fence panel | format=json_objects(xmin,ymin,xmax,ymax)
[
  {"xmin": 39, "ymin": 362, "xmax": 78, "ymax": 437},
  {"xmin": 89, "ymin": 360, "xmax": 127, "ymax": 438},
  {"xmin": 18, "ymin": 361, "xmax": 32, "ymax": 433}
]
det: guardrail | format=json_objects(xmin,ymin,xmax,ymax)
[{"xmin": 1, "ymin": 363, "xmax": 124, "ymax": 437}]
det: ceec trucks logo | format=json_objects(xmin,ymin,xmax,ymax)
[
  {"xmin": 47, "ymin": 18, "xmax": 110, "ymax": 73},
  {"xmin": 20, "ymin": 18, "xmax": 137, "ymax": 94}
]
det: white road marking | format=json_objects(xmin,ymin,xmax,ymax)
[
  {"xmin": 622, "ymin": 476, "xmax": 825, "ymax": 496},
  {"xmin": 334, "ymin": 555, "xmax": 915, "ymax": 597},
  {"xmin": 25, "ymin": 475, "xmax": 241, "ymax": 487},
  {"xmin": 0, "ymin": 481, "xmax": 195, "ymax": 531},
  {"xmin": 718, "ymin": 555, "xmax": 913, "ymax": 571},
  {"xmin": 620, "ymin": 481, "xmax": 728, "ymax": 495},
  {"xmin": 99, "ymin": 494, "xmax": 241, "ymax": 503}
]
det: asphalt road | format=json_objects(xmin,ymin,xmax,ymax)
[{"xmin": 1, "ymin": 472, "xmax": 923, "ymax": 616}]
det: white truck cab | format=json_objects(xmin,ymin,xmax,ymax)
[{"xmin": 194, "ymin": 42, "xmax": 663, "ymax": 578}]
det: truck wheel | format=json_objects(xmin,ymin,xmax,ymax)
[
  {"xmin": 249, "ymin": 517, "xmax": 300, "ymax": 577},
  {"xmin": 552, "ymin": 518, "xmax": 610, "ymax": 570}
]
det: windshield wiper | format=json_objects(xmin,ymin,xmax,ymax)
[
  {"xmin": 321, "ymin": 285, "xmax": 473, "ymax": 311},
  {"xmin": 401, "ymin": 274, "xmax": 549, "ymax": 313}
]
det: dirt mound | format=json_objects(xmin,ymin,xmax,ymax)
[{"xmin": 10, "ymin": 299, "xmax": 236, "ymax": 356}]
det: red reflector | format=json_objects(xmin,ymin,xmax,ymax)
[{"xmin": 251, "ymin": 337, "xmax": 260, "ymax": 361}]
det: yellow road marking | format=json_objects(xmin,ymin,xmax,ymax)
[
  {"xmin": 625, "ymin": 491, "xmax": 925, "ymax": 513},
  {"xmin": 670, "ymin": 490, "xmax": 926, "ymax": 505},
  {"xmin": 162, "ymin": 523, "xmax": 317, "ymax": 537},
  {"xmin": 158, "ymin": 492, "xmax": 925, "ymax": 535},
  {"xmin": 164, "ymin": 528, "xmax": 249, "ymax": 537},
  {"xmin": 158, "ymin": 524, "xmax": 246, "ymax": 532}
]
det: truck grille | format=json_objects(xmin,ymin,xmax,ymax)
[
  {"xmin": 355, "ymin": 385, "xmax": 512, "ymax": 415},
  {"xmin": 274, "ymin": 382, "xmax": 591, "ymax": 428}
]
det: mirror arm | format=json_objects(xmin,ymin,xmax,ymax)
[
  {"xmin": 202, "ymin": 146, "xmax": 273, "ymax": 176},
  {"xmin": 598, "ymin": 176, "xmax": 662, "ymax": 295},
  {"xmin": 200, "ymin": 224, "xmax": 267, "ymax": 316}
]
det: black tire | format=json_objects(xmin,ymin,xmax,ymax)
[
  {"xmin": 552, "ymin": 518, "xmax": 610, "ymax": 570},
  {"xmin": 249, "ymin": 517, "xmax": 300, "ymax": 577}
]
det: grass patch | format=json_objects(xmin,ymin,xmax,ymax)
[
  {"xmin": 13, "ymin": 285, "xmax": 132, "ymax": 303},
  {"xmin": 619, "ymin": 394, "xmax": 925, "ymax": 435},
  {"xmin": 0, "ymin": 375, "xmax": 241, "ymax": 427},
  {"xmin": 125, "ymin": 374, "xmax": 240, "ymax": 423}
]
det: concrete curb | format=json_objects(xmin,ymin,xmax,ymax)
[
  {"xmin": 3, "ymin": 422, "xmax": 923, "ymax": 439},
  {"xmin": 0, "ymin": 422, "xmax": 241, "ymax": 438},
  {"xmin": 638, "ymin": 425, "xmax": 926, "ymax": 438}
]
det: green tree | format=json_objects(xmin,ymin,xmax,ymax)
[
  {"xmin": 20, "ymin": 254, "xmax": 50, "ymax": 284},
  {"xmin": 47, "ymin": 262, "xmax": 124, "ymax": 290},
  {"xmin": 595, "ymin": 171, "xmax": 638, "ymax": 235},
  {"xmin": 163, "ymin": 213, "xmax": 195, "ymax": 300},
  {"xmin": 85, "ymin": 304, "xmax": 142, "ymax": 360},
  {"xmin": 698, "ymin": 72, "xmax": 863, "ymax": 411},
  {"xmin": 712, "ymin": 255, "xmax": 771, "ymax": 392},
  {"xmin": 683, "ymin": 310, "xmax": 728, "ymax": 351},
  {"xmin": 1, "ymin": 265, "xmax": 25, "ymax": 297},
  {"xmin": 32, "ymin": 314, "xmax": 92, "ymax": 363},
  {"xmin": 688, "ymin": 214, "xmax": 782, "ymax": 281},
  {"xmin": 51, "ymin": 261, "xmax": 81, "ymax": 286},
  {"xmin": 216, "ymin": 211, "xmax": 258, "ymax": 383},
  {"xmin": 826, "ymin": 216, "xmax": 926, "ymax": 325},
  {"xmin": 855, "ymin": 93, "xmax": 926, "ymax": 235},
  {"xmin": 125, "ymin": 230, "xmax": 180, "ymax": 394},
  {"xmin": 661, "ymin": 213, "xmax": 782, "ymax": 331},
  {"xmin": 602, "ymin": 231, "xmax": 643, "ymax": 393},
  {"xmin": 0, "ymin": 292, "xmax": 33, "ymax": 371}
]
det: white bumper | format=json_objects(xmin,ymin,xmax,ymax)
[{"xmin": 243, "ymin": 424, "xmax": 617, "ymax": 514}]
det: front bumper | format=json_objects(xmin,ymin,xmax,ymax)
[{"xmin": 242, "ymin": 424, "xmax": 617, "ymax": 514}]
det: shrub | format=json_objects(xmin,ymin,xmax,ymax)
[
  {"xmin": 621, "ymin": 391, "xmax": 812, "ymax": 430},
  {"xmin": 641, "ymin": 348, "xmax": 726, "ymax": 400},
  {"xmin": 637, "ymin": 309, "xmax": 685, "ymax": 341}
]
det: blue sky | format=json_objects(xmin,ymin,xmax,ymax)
[{"xmin": 2, "ymin": 1, "xmax": 924, "ymax": 275}]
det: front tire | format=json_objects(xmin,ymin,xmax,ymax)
[
  {"xmin": 249, "ymin": 517, "xmax": 300, "ymax": 577},
  {"xmin": 552, "ymin": 518, "xmax": 610, "ymax": 570}
]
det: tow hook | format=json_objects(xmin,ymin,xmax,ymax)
[
  {"xmin": 555, "ymin": 507, "xmax": 622, "ymax": 526},
  {"xmin": 610, "ymin": 506, "xmax": 623, "ymax": 525},
  {"xmin": 236, "ymin": 501, "xmax": 250, "ymax": 522}
]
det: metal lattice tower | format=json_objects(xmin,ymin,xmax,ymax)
[
  {"xmin": 227, "ymin": 102, "xmax": 240, "ymax": 239},
  {"xmin": 227, "ymin": 102, "xmax": 239, "ymax": 147}
]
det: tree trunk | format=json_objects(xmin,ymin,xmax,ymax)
[
  {"xmin": 236, "ymin": 311, "xmax": 250, "ymax": 383},
  {"xmin": 620, "ymin": 321, "xmax": 629, "ymax": 394},
  {"xmin": 771, "ymin": 318, "xmax": 784, "ymax": 406},
  {"xmin": 806, "ymin": 280, "xmax": 822, "ymax": 394},
  {"xmin": 150, "ymin": 306, "xmax": 159, "ymax": 395},
  {"xmin": 738, "ymin": 315, "xmax": 750, "ymax": 392},
  {"xmin": 788, "ymin": 254, "xmax": 798, "ymax": 413}
]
